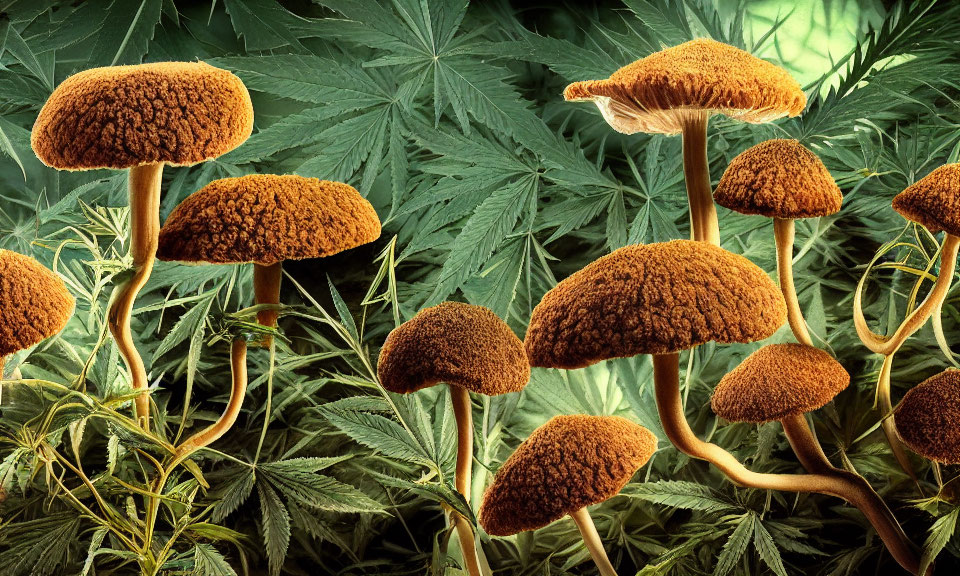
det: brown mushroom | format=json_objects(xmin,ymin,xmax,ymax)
[
  {"xmin": 479, "ymin": 415, "xmax": 656, "ymax": 576},
  {"xmin": 714, "ymin": 140, "xmax": 842, "ymax": 345},
  {"xmin": 895, "ymin": 369, "xmax": 960, "ymax": 465},
  {"xmin": 378, "ymin": 301, "xmax": 529, "ymax": 576},
  {"xmin": 31, "ymin": 61, "xmax": 254, "ymax": 429},
  {"xmin": 564, "ymin": 39, "xmax": 806, "ymax": 245}
]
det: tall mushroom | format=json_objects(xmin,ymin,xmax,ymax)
[
  {"xmin": 525, "ymin": 240, "xmax": 923, "ymax": 574},
  {"xmin": 895, "ymin": 369, "xmax": 960, "ymax": 465},
  {"xmin": 31, "ymin": 62, "xmax": 254, "ymax": 429},
  {"xmin": 377, "ymin": 302, "xmax": 530, "ymax": 576},
  {"xmin": 713, "ymin": 139, "xmax": 843, "ymax": 345},
  {"xmin": 479, "ymin": 415, "xmax": 656, "ymax": 576},
  {"xmin": 563, "ymin": 39, "xmax": 806, "ymax": 245}
]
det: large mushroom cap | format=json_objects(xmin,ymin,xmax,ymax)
[
  {"xmin": 525, "ymin": 240, "xmax": 786, "ymax": 369},
  {"xmin": 563, "ymin": 38, "xmax": 806, "ymax": 135},
  {"xmin": 713, "ymin": 139, "xmax": 842, "ymax": 219},
  {"xmin": 895, "ymin": 370, "xmax": 960, "ymax": 464},
  {"xmin": 711, "ymin": 344, "xmax": 849, "ymax": 423},
  {"xmin": 479, "ymin": 415, "xmax": 656, "ymax": 536},
  {"xmin": 377, "ymin": 302, "xmax": 529, "ymax": 395},
  {"xmin": 892, "ymin": 164, "xmax": 960, "ymax": 236},
  {"xmin": 0, "ymin": 250, "xmax": 75, "ymax": 357},
  {"xmin": 32, "ymin": 61, "xmax": 253, "ymax": 170},
  {"xmin": 157, "ymin": 174, "xmax": 381, "ymax": 265}
]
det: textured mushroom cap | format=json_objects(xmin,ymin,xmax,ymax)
[
  {"xmin": 563, "ymin": 38, "xmax": 806, "ymax": 134},
  {"xmin": 479, "ymin": 415, "xmax": 656, "ymax": 536},
  {"xmin": 0, "ymin": 250, "xmax": 75, "ymax": 357},
  {"xmin": 711, "ymin": 344, "xmax": 849, "ymax": 423},
  {"xmin": 895, "ymin": 370, "xmax": 960, "ymax": 464},
  {"xmin": 525, "ymin": 240, "xmax": 786, "ymax": 369},
  {"xmin": 32, "ymin": 62, "xmax": 253, "ymax": 170},
  {"xmin": 892, "ymin": 164, "xmax": 960, "ymax": 236},
  {"xmin": 714, "ymin": 139, "xmax": 842, "ymax": 219},
  {"xmin": 157, "ymin": 175, "xmax": 381, "ymax": 265},
  {"xmin": 377, "ymin": 302, "xmax": 529, "ymax": 395}
]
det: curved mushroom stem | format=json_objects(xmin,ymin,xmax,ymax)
[
  {"xmin": 877, "ymin": 352, "xmax": 920, "ymax": 485},
  {"xmin": 569, "ymin": 507, "xmax": 618, "ymax": 576},
  {"xmin": 253, "ymin": 262, "xmax": 283, "ymax": 347},
  {"xmin": 780, "ymin": 412, "xmax": 832, "ymax": 474},
  {"xmin": 652, "ymin": 352, "xmax": 923, "ymax": 575},
  {"xmin": 774, "ymin": 218, "xmax": 812, "ymax": 346},
  {"xmin": 854, "ymin": 233, "xmax": 960, "ymax": 356},
  {"xmin": 109, "ymin": 162, "xmax": 163, "ymax": 430},
  {"xmin": 680, "ymin": 111, "xmax": 720, "ymax": 246},
  {"xmin": 449, "ymin": 385, "xmax": 483, "ymax": 576}
]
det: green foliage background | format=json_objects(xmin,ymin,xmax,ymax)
[{"xmin": 1, "ymin": 0, "xmax": 960, "ymax": 574}]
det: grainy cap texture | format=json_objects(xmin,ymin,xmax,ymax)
[
  {"xmin": 525, "ymin": 240, "xmax": 787, "ymax": 369},
  {"xmin": 711, "ymin": 343, "xmax": 849, "ymax": 423},
  {"xmin": 563, "ymin": 38, "xmax": 806, "ymax": 134},
  {"xmin": 377, "ymin": 302, "xmax": 529, "ymax": 395},
  {"xmin": 32, "ymin": 61, "xmax": 253, "ymax": 170},
  {"xmin": 0, "ymin": 250, "xmax": 75, "ymax": 357},
  {"xmin": 157, "ymin": 174, "xmax": 381, "ymax": 265},
  {"xmin": 895, "ymin": 370, "xmax": 960, "ymax": 464},
  {"xmin": 713, "ymin": 139, "xmax": 842, "ymax": 219},
  {"xmin": 479, "ymin": 415, "xmax": 656, "ymax": 536},
  {"xmin": 892, "ymin": 164, "xmax": 960, "ymax": 236}
]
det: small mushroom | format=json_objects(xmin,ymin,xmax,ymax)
[
  {"xmin": 895, "ymin": 369, "xmax": 960, "ymax": 464},
  {"xmin": 564, "ymin": 39, "xmax": 806, "ymax": 245},
  {"xmin": 479, "ymin": 415, "xmax": 656, "ymax": 576},
  {"xmin": 378, "ymin": 301, "xmax": 530, "ymax": 576},
  {"xmin": 714, "ymin": 139, "xmax": 842, "ymax": 345},
  {"xmin": 31, "ymin": 62, "xmax": 254, "ymax": 429}
]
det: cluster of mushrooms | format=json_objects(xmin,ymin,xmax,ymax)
[{"xmin": 2, "ymin": 38, "xmax": 959, "ymax": 576}]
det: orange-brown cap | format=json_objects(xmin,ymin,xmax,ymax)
[
  {"xmin": 0, "ymin": 250, "xmax": 75, "ymax": 357},
  {"xmin": 711, "ymin": 344, "xmax": 849, "ymax": 423},
  {"xmin": 156, "ymin": 175, "xmax": 381, "ymax": 265},
  {"xmin": 713, "ymin": 139, "xmax": 842, "ymax": 219},
  {"xmin": 892, "ymin": 164, "xmax": 960, "ymax": 237},
  {"xmin": 895, "ymin": 369, "xmax": 960, "ymax": 464},
  {"xmin": 377, "ymin": 302, "xmax": 529, "ymax": 395},
  {"xmin": 524, "ymin": 240, "xmax": 786, "ymax": 369},
  {"xmin": 32, "ymin": 62, "xmax": 253, "ymax": 170},
  {"xmin": 563, "ymin": 38, "xmax": 806, "ymax": 134},
  {"xmin": 479, "ymin": 415, "xmax": 656, "ymax": 536}
]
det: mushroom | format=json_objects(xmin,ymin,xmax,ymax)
[
  {"xmin": 895, "ymin": 369, "xmax": 960, "ymax": 465},
  {"xmin": 31, "ymin": 62, "xmax": 254, "ymax": 429},
  {"xmin": 525, "ymin": 240, "xmax": 924, "ymax": 574},
  {"xmin": 713, "ymin": 139, "xmax": 843, "ymax": 344},
  {"xmin": 479, "ymin": 415, "xmax": 656, "ymax": 576},
  {"xmin": 563, "ymin": 39, "xmax": 806, "ymax": 245},
  {"xmin": 378, "ymin": 301, "xmax": 530, "ymax": 576}
]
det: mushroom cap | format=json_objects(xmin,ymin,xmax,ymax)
[
  {"xmin": 892, "ymin": 164, "xmax": 960, "ymax": 236},
  {"xmin": 0, "ymin": 250, "xmax": 75, "ymax": 357},
  {"xmin": 713, "ymin": 139, "xmax": 842, "ymax": 219},
  {"xmin": 479, "ymin": 415, "xmax": 656, "ymax": 536},
  {"xmin": 157, "ymin": 174, "xmax": 381, "ymax": 265},
  {"xmin": 895, "ymin": 369, "xmax": 960, "ymax": 464},
  {"xmin": 563, "ymin": 38, "xmax": 806, "ymax": 134},
  {"xmin": 711, "ymin": 344, "xmax": 849, "ymax": 423},
  {"xmin": 525, "ymin": 240, "xmax": 786, "ymax": 369},
  {"xmin": 377, "ymin": 302, "xmax": 529, "ymax": 395},
  {"xmin": 32, "ymin": 61, "xmax": 253, "ymax": 170}
]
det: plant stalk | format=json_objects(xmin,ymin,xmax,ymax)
[
  {"xmin": 680, "ymin": 111, "xmax": 720, "ymax": 246},
  {"xmin": 774, "ymin": 218, "xmax": 812, "ymax": 345},
  {"xmin": 253, "ymin": 261, "xmax": 283, "ymax": 346},
  {"xmin": 877, "ymin": 352, "xmax": 920, "ymax": 485},
  {"xmin": 569, "ymin": 507, "xmax": 618, "ymax": 576},
  {"xmin": 450, "ymin": 385, "xmax": 482, "ymax": 576}
]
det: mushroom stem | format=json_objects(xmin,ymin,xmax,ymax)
[
  {"xmin": 780, "ymin": 412, "xmax": 832, "ymax": 474},
  {"xmin": 877, "ymin": 352, "xmax": 920, "ymax": 484},
  {"xmin": 569, "ymin": 507, "xmax": 618, "ymax": 576},
  {"xmin": 109, "ymin": 162, "xmax": 163, "ymax": 430},
  {"xmin": 253, "ymin": 262, "xmax": 283, "ymax": 346},
  {"xmin": 652, "ymin": 352, "xmax": 923, "ymax": 575},
  {"xmin": 449, "ymin": 385, "xmax": 483, "ymax": 576},
  {"xmin": 680, "ymin": 111, "xmax": 720, "ymax": 246},
  {"xmin": 854, "ymin": 233, "xmax": 960, "ymax": 356},
  {"xmin": 774, "ymin": 218, "xmax": 812, "ymax": 345}
]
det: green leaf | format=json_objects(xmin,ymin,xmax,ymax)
[
  {"xmin": 753, "ymin": 519, "xmax": 788, "ymax": 576},
  {"xmin": 89, "ymin": 0, "xmax": 163, "ymax": 66},
  {"xmin": 192, "ymin": 543, "xmax": 238, "ymax": 576},
  {"xmin": 714, "ymin": 514, "xmax": 754, "ymax": 576},
  {"xmin": 257, "ymin": 481, "xmax": 291, "ymax": 576},
  {"xmin": 318, "ymin": 404, "xmax": 434, "ymax": 466},
  {"xmin": 624, "ymin": 481, "xmax": 737, "ymax": 514},
  {"xmin": 920, "ymin": 507, "xmax": 959, "ymax": 575},
  {"xmin": 223, "ymin": 0, "xmax": 311, "ymax": 51}
]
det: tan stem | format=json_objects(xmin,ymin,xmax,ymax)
[
  {"xmin": 108, "ymin": 163, "xmax": 163, "ymax": 430},
  {"xmin": 450, "ymin": 385, "xmax": 482, "ymax": 576},
  {"xmin": 569, "ymin": 508, "xmax": 618, "ymax": 576},
  {"xmin": 680, "ymin": 111, "xmax": 720, "ymax": 246},
  {"xmin": 652, "ymin": 353, "xmax": 922, "ymax": 575},
  {"xmin": 780, "ymin": 412, "xmax": 833, "ymax": 474},
  {"xmin": 855, "ymin": 234, "xmax": 960, "ymax": 355},
  {"xmin": 253, "ymin": 262, "xmax": 283, "ymax": 347},
  {"xmin": 774, "ymin": 219, "xmax": 812, "ymax": 345},
  {"xmin": 878, "ymin": 353, "xmax": 920, "ymax": 484}
]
